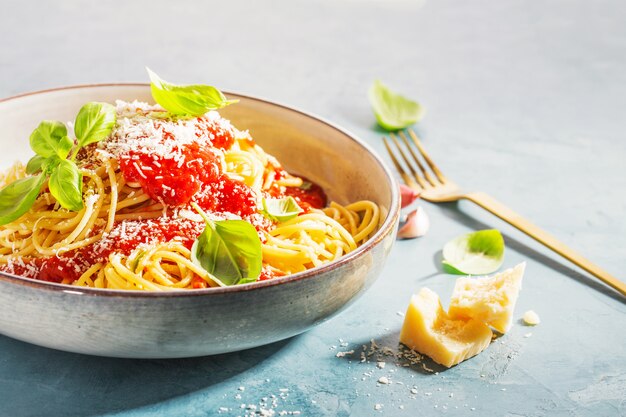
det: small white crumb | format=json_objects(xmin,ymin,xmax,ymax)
[
  {"xmin": 336, "ymin": 350, "xmax": 354, "ymax": 358},
  {"xmin": 374, "ymin": 404, "xmax": 383, "ymax": 410},
  {"xmin": 279, "ymin": 388, "xmax": 289, "ymax": 392},
  {"xmin": 396, "ymin": 311, "xmax": 405, "ymax": 317},
  {"xmin": 449, "ymin": 393, "xmax": 454, "ymax": 398},
  {"xmin": 238, "ymin": 386, "xmax": 245, "ymax": 391},
  {"xmin": 410, "ymin": 388, "xmax": 418, "ymax": 394},
  {"xmin": 378, "ymin": 376, "xmax": 390, "ymax": 384},
  {"xmin": 219, "ymin": 407, "xmax": 229, "ymax": 412},
  {"xmin": 501, "ymin": 388, "xmax": 507, "ymax": 391},
  {"xmin": 524, "ymin": 332, "xmax": 533, "ymax": 338},
  {"xmin": 399, "ymin": 405, "xmax": 404, "ymax": 409},
  {"xmin": 523, "ymin": 310, "xmax": 541, "ymax": 325},
  {"xmin": 377, "ymin": 361, "xmax": 386, "ymax": 369}
]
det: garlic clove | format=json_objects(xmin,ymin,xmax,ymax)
[
  {"xmin": 400, "ymin": 184, "xmax": 420, "ymax": 208},
  {"xmin": 397, "ymin": 206, "xmax": 430, "ymax": 239}
]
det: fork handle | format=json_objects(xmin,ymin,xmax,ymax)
[{"xmin": 464, "ymin": 192, "xmax": 626, "ymax": 297}]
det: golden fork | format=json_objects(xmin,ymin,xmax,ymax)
[{"xmin": 383, "ymin": 129, "xmax": 626, "ymax": 297}]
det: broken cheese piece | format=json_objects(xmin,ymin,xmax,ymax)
[
  {"xmin": 449, "ymin": 262, "xmax": 525, "ymax": 334},
  {"xmin": 399, "ymin": 287, "xmax": 493, "ymax": 368}
]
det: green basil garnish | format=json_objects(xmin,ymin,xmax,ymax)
[
  {"xmin": 191, "ymin": 203, "xmax": 262, "ymax": 286},
  {"xmin": 29, "ymin": 120, "xmax": 73, "ymax": 159},
  {"xmin": 262, "ymin": 196, "xmax": 302, "ymax": 222},
  {"xmin": 0, "ymin": 174, "xmax": 46, "ymax": 225},
  {"xmin": 368, "ymin": 80, "xmax": 424, "ymax": 131},
  {"xmin": 74, "ymin": 102, "xmax": 117, "ymax": 149},
  {"xmin": 48, "ymin": 159, "xmax": 84, "ymax": 211},
  {"xmin": 442, "ymin": 229, "xmax": 505, "ymax": 275},
  {"xmin": 0, "ymin": 102, "xmax": 116, "ymax": 225},
  {"xmin": 25, "ymin": 155, "xmax": 46, "ymax": 175},
  {"xmin": 147, "ymin": 68, "xmax": 237, "ymax": 116}
]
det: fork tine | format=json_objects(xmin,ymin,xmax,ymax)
[
  {"xmin": 407, "ymin": 129, "xmax": 447, "ymax": 183},
  {"xmin": 382, "ymin": 137, "xmax": 422, "ymax": 190},
  {"xmin": 389, "ymin": 133, "xmax": 427, "ymax": 189},
  {"xmin": 398, "ymin": 131, "xmax": 437, "ymax": 187}
]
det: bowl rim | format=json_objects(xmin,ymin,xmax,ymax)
[{"xmin": 0, "ymin": 83, "xmax": 401, "ymax": 298}]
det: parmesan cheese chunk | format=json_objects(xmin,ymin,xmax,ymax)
[
  {"xmin": 399, "ymin": 288, "xmax": 493, "ymax": 368},
  {"xmin": 449, "ymin": 263, "xmax": 525, "ymax": 334}
]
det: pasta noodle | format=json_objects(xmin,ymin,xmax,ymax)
[{"xmin": 0, "ymin": 100, "xmax": 381, "ymax": 290}]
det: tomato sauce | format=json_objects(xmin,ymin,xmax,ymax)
[
  {"xmin": 119, "ymin": 143, "xmax": 217, "ymax": 207},
  {"xmin": 270, "ymin": 179, "xmax": 327, "ymax": 212}
]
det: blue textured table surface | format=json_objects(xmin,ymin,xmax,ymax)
[{"xmin": 1, "ymin": 1, "xmax": 625, "ymax": 416}]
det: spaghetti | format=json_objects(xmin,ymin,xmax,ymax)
[{"xmin": 0, "ymin": 100, "xmax": 381, "ymax": 290}]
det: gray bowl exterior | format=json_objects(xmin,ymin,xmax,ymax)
[{"xmin": 0, "ymin": 85, "xmax": 400, "ymax": 358}]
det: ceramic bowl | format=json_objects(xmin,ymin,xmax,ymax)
[{"xmin": 0, "ymin": 85, "xmax": 400, "ymax": 358}]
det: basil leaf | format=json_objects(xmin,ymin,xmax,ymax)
[
  {"xmin": 442, "ymin": 229, "xmax": 505, "ymax": 275},
  {"xmin": 42, "ymin": 155, "xmax": 62, "ymax": 174},
  {"xmin": 29, "ymin": 120, "xmax": 73, "ymax": 159},
  {"xmin": 368, "ymin": 80, "xmax": 424, "ymax": 131},
  {"xmin": 191, "ymin": 219, "xmax": 262, "ymax": 286},
  {"xmin": 147, "ymin": 68, "xmax": 238, "ymax": 116},
  {"xmin": 262, "ymin": 196, "xmax": 302, "ymax": 222},
  {"xmin": 48, "ymin": 160, "xmax": 84, "ymax": 211},
  {"xmin": 25, "ymin": 155, "xmax": 46, "ymax": 174},
  {"xmin": 299, "ymin": 181, "xmax": 312, "ymax": 191},
  {"xmin": 74, "ymin": 102, "xmax": 117, "ymax": 148},
  {"xmin": 0, "ymin": 174, "xmax": 45, "ymax": 225}
]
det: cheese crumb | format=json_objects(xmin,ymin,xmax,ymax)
[
  {"xmin": 522, "ymin": 310, "xmax": 541, "ymax": 325},
  {"xmin": 336, "ymin": 350, "xmax": 354, "ymax": 358}
]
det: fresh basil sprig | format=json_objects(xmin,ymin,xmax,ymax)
[
  {"xmin": 261, "ymin": 196, "xmax": 302, "ymax": 222},
  {"xmin": 368, "ymin": 80, "xmax": 424, "ymax": 131},
  {"xmin": 48, "ymin": 159, "xmax": 84, "ymax": 211},
  {"xmin": 0, "ymin": 102, "xmax": 116, "ymax": 225},
  {"xmin": 190, "ymin": 203, "xmax": 262, "ymax": 286},
  {"xmin": 147, "ymin": 68, "xmax": 238, "ymax": 116},
  {"xmin": 74, "ymin": 102, "xmax": 117, "ymax": 151},
  {"xmin": 0, "ymin": 174, "xmax": 46, "ymax": 225},
  {"xmin": 29, "ymin": 120, "xmax": 73, "ymax": 159}
]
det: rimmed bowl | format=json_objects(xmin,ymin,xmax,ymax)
[{"xmin": 0, "ymin": 85, "xmax": 400, "ymax": 358}]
